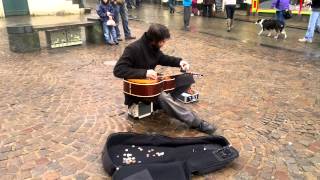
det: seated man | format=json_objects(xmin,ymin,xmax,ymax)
[{"xmin": 113, "ymin": 23, "xmax": 216, "ymax": 134}]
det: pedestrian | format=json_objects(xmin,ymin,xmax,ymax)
[
  {"xmin": 271, "ymin": 0, "xmax": 290, "ymax": 25},
  {"xmin": 298, "ymin": 0, "xmax": 320, "ymax": 43},
  {"xmin": 203, "ymin": 0, "xmax": 214, "ymax": 17},
  {"xmin": 183, "ymin": 0, "xmax": 192, "ymax": 31},
  {"xmin": 169, "ymin": 0, "xmax": 176, "ymax": 14},
  {"xmin": 97, "ymin": 0, "xmax": 119, "ymax": 45},
  {"xmin": 115, "ymin": 0, "xmax": 136, "ymax": 40},
  {"xmin": 224, "ymin": 0, "xmax": 236, "ymax": 32},
  {"xmin": 113, "ymin": 24, "xmax": 216, "ymax": 134},
  {"xmin": 316, "ymin": 17, "xmax": 320, "ymax": 33}
]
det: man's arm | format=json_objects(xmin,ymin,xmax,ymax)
[
  {"xmin": 96, "ymin": 5, "xmax": 106, "ymax": 18},
  {"xmin": 113, "ymin": 46, "xmax": 147, "ymax": 79},
  {"xmin": 158, "ymin": 51, "xmax": 182, "ymax": 67}
]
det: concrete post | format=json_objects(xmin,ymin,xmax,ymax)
[
  {"xmin": 7, "ymin": 25, "xmax": 41, "ymax": 53},
  {"xmin": 85, "ymin": 18, "xmax": 104, "ymax": 44}
]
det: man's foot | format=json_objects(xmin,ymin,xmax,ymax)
[
  {"xmin": 298, "ymin": 38, "xmax": 312, "ymax": 43},
  {"xmin": 115, "ymin": 41, "xmax": 119, "ymax": 45},
  {"xmin": 184, "ymin": 26, "xmax": 190, "ymax": 31},
  {"xmin": 125, "ymin": 36, "xmax": 136, "ymax": 40},
  {"xmin": 196, "ymin": 121, "xmax": 216, "ymax": 134},
  {"xmin": 117, "ymin": 38, "xmax": 123, "ymax": 41}
]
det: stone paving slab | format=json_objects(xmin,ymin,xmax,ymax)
[{"xmin": 0, "ymin": 13, "xmax": 319, "ymax": 180}]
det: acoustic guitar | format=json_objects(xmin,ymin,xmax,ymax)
[
  {"xmin": 123, "ymin": 76, "xmax": 176, "ymax": 98},
  {"xmin": 123, "ymin": 72, "xmax": 203, "ymax": 98}
]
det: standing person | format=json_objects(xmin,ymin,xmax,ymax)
[
  {"xmin": 298, "ymin": 0, "xmax": 320, "ymax": 43},
  {"xmin": 113, "ymin": 24, "xmax": 216, "ymax": 134},
  {"xmin": 169, "ymin": 0, "xmax": 176, "ymax": 14},
  {"xmin": 203, "ymin": 0, "xmax": 214, "ymax": 17},
  {"xmin": 115, "ymin": 0, "xmax": 137, "ymax": 40},
  {"xmin": 183, "ymin": 0, "xmax": 192, "ymax": 31},
  {"xmin": 97, "ymin": 0, "xmax": 119, "ymax": 45},
  {"xmin": 271, "ymin": 0, "xmax": 290, "ymax": 25},
  {"xmin": 224, "ymin": 0, "xmax": 236, "ymax": 32}
]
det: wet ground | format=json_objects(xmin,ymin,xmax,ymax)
[{"xmin": 0, "ymin": 3, "xmax": 319, "ymax": 180}]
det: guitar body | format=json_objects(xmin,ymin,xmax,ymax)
[{"xmin": 123, "ymin": 76, "xmax": 175, "ymax": 97}]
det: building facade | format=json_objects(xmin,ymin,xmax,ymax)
[{"xmin": 0, "ymin": 0, "xmax": 83, "ymax": 18}]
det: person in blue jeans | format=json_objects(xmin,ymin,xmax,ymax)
[
  {"xmin": 183, "ymin": 0, "xmax": 192, "ymax": 31},
  {"xmin": 97, "ymin": 0, "xmax": 119, "ymax": 45},
  {"xmin": 169, "ymin": 0, "xmax": 176, "ymax": 14},
  {"xmin": 299, "ymin": 0, "xmax": 320, "ymax": 43},
  {"xmin": 271, "ymin": 0, "xmax": 290, "ymax": 25},
  {"xmin": 114, "ymin": 0, "xmax": 136, "ymax": 41}
]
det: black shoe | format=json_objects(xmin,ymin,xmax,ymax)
[
  {"xmin": 125, "ymin": 36, "xmax": 136, "ymax": 40},
  {"xmin": 117, "ymin": 38, "xmax": 123, "ymax": 41},
  {"xmin": 196, "ymin": 121, "xmax": 216, "ymax": 134},
  {"xmin": 115, "ymin": 41, "xmax": 119, "ymax": 45}
]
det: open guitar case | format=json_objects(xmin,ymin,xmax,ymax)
[{"xmin": 102, "ymin": 133, "xmax": 239, "ymax": 180}]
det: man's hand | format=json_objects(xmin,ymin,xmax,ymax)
[
  {"xmin": 180, "ymin": 60, "xmax": 190, "ymax": 71},
  {"xmin": 146, "ymin": 69, "xmax": 158, "ymax": 80}
]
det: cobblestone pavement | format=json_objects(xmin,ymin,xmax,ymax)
[{"xmin": 0, "ymin": 9, "xmax": 319, "ymax": 180}]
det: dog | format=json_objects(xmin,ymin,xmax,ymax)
[{"xmin": 255, "ymin": 19, "xmax": 287, "ymax": 39}]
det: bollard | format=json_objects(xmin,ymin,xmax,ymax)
[
  {"xmin": 85, "ymin": 17, "xmax": 104, "ymax": 44},
  {"xmin": 7, "ymin": 25, "xmax": 40, "ymax": 53}
]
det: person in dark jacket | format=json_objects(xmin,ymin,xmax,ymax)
[
  {"xmin": 298, "ymin": 0, "xmax": 320, "ymax": 43},
  {"xmin": 203, "ymin": 0, "xmax": 215, "ymax": 17},
  {"xmin": 97, "ymin": 0, "xmax": 119, "ymax": 45},
  {"xmin": 113, "ymin": 24, "xmax": 216, "ymax": 134}
]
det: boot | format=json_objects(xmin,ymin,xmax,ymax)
[{"xmin": 226, "ymin": 18, "xmax": 231, "ymax": 32}]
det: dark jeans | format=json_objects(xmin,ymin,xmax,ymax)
[
  {"xmin": 225, "ymin": 5, "xmax": 236, "ymax": 19},
  {"xmin": 184, "ymin": 6, "xmax": 191, "ymax": 27},
  {"xmin": 203, "ymin": 4, "xmax": 213, "ymax": 17},
  {"xmin": 169, "ymin": 0, "xmax": 176, "ymax": 11},
  {"xmin": 276, "ymin": 10, "xmax": 285, "ymax": 25},
  {"xmin": 114, "ymin": 3, "xmax": 132, "ymax": 38}
]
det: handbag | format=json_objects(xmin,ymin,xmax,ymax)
[
  {"xmin": 283, "ymin": 9, "xmax": 292, "ymax": 19},
  {"xmin": 107, "ymin": 19, "xmax": 116, "ymax": 26}
]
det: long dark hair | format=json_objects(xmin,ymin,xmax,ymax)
[
  {"xmin": 145, "ymin": 24, "xmax": 171, "ymax": 43},
  {"xmin": 101, "ymin": 0, "xmax": 110, "ymax": 5}
]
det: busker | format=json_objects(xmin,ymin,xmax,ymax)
[{"xmin": 113, "ymin": 23, "xmax": 216, "ymax": 134}]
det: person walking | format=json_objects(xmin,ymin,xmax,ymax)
[
  {"xmin": 169, "ymin": 0, "xmax": 176, "ymax": 14},
  {"xmin": 271, "ymin": 0, "xmax": 290, "ymax": 25},
  {"xmin": 203, "ymin": 0, "xmax": 214, "ymax": 17},
  {"xmin": 183, "ymin": 0, "xmax": 192, "ymax": 31},
  {"xmin": 298, "ymin": 0, "xmax": 320, "ymax": 43},
  {"xmin": 224, "ymin": 0, "xmax": 236, "ymax": 32}
]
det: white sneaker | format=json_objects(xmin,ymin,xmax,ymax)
[{"xmin": 298, "ymin": 38, "xmax": 312, "ymax": 43}]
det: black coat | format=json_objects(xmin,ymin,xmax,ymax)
[
  {"xmin": 113, "ymin": 33, "xmax": 182, "ymax": 105},
  {"xmin": 312, "ymin": 0, "xmax": 320, "ymax": 9}
]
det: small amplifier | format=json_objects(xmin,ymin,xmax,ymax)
[
  {"xmin": 128, "ymin": 102, "xmax": 153, "ymax": 119},
  {"xmin": 177, "ymin": 91, "xmax": 199, "ymax": 103}
]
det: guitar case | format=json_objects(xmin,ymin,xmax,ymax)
[{"xmin": 102, "ymin": 133, "xmax": 239, "ymax": 180}]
